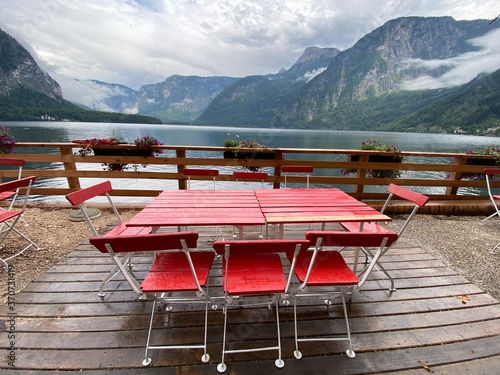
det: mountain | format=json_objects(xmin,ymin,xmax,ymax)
[
  {"xmin": 135, "ymin": 75, "xmax": 237, "ymax": 123},
  {"xmin": 0, "ymin": 28, "xmax": 62, "ymax": 99},
  {"xmin": 199, "ymin": 16, "xmax": 500, "ymax": 133},
  {"xmin": 197, "ymin": 46, "xmax": 340, "ymax": 126},
  {"xmin": 0, "ymin": 28, "xmax": 161, "ymax": 124},
  {"xmin": 284, "ymin": 17, "xmax": 498, "ymax": 127}
]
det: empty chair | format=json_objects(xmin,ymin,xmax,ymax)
[
  {"xmin": 66, "ymin": 180, "xmax": 151, "ymax": 297},
  {"xmin": 482, "ymin": 168, "xmax": 500, "ymax": 223},
  {"xmin": 183, "ymin": 168, "xmax": 219, "ymax": 190},
  {"xmin": 181, "ymin": 168, "xmax": 223, "ymax": 239},
  {"xmin": 0, "ymin": 158, "xmax": 28, "ymax": 225},
  {"xmin": 137, "ymin": 232, "xmax": 216, "ymax": 366},
  {"xmin": 0, "ymin": 176, "xmax": 40, "ymax": 269},
  {"xmin": 232, "ymin": 171, "xmax": 269, "ymax": 238},
  {"xmin": 340, "ymin": 183, "xmax": 429, "ymax": 291},
  {"xmin": 212, "ymin": 239, "xmax": 310, "ymax": 373},
  {"xmin": 233, "ymin": 171, "xmax": 268, "ymax": 189},
  {"xmin": 281, "ymin": 165, "xmax": 315, "ymax": 234},
  {"xmin": 281, "ymin": 165, "xmax": 314, "ymax": 188},
  {"xmin": 286, "ymin": 231, "xmax": 398, "ymax": 360}
]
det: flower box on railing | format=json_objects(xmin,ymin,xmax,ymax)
[{"xmin": 223, "ymin": 150, "xmax": 276, "ymax": 160}]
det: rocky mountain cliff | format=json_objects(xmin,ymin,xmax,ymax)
[
  {"xmin": 0, "ymin": 28, "xmax": 62, "ymax": 99},
  {"xmin": 198, "ymin": 46, "xmax": 339, "ymax": 126},
  {"xmin": 199, "ymin": 16, "xmax": 500, "ymax": 133},
  {"xmin": 284, "ymin": 16, "xmax": 497, "ymax": 124}
]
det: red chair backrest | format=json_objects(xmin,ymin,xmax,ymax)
[
  {"xmin": 90, "ymin": 231, "xmax": 198, "ymax": 254},
  {"xmin": 484, "ymin": 168, "xmax": 500, "ymax": 176},
  {"xmin": 65, "ymin": 181, "xmax": 113, "ymax": 206},
  {"xmin": 233, "ymin": 171, "xmax": 268, "ymax": 180},
  {"xmin": 212, "ymin": 239, "xmax": 310, "ymax": 256},
  {"xmin": 0, "ymin": 176, "xmax": 36, "ymax": 193},
  {"xmin": 388, "ymin": 183, "xmax": 429, "ymax": 207},
  {"xmin": 305, "ymin": 231, "xmax": 398, "ymax": 248},
  {"xmin": 183, "ymin": 168, "xmax": 219, "ymax": 177},
  {"xmin": 281, "ymin": 166, "xmax": 313, "ymax": 173},
  {"xmin": 0, "ymin": 158, "xmax": 25, "ymax": 167}
]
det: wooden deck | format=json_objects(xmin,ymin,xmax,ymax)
[{"xmin": 2, "ymin": 225, "xmax": 500, "ymax": 374}]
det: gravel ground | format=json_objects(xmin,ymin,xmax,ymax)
[{"xmin": 1, "ymin": 208, "xmax": 498, "ymax": 304}]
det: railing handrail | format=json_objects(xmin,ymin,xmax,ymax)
[{"xmin": 1, "ymin": 142, "xmax": 497, "ymax": 201}]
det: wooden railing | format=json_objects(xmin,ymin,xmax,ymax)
[{"xmin": 1, "ymin": 142, "xmax": 498, "ymax": 201}]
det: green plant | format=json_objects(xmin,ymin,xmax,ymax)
[
  {"xmin": 134, "ymin": 135, "xmax": 163, "ymax": 157},
  {"xmin": 73, "ymin": 131, "xmax": 162, "ymax": 172},
  {"xmin": 342, "ymin": 139, "xmax": 404, "ymax": 178},
  {"xmin": 0, "ymin": 126, "xmax": 15, "ymax": 154},
  {"xmin": 223, "ymin": 137, "xmax": 274, "ymax": 172}
]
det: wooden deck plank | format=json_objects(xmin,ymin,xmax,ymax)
[{"xmin": 1, "ymin": 227, "xmax": 499, "ymax": 373}]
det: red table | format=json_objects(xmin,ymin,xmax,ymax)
[
  {"xmin": 254, "ymin": 188, "xmax": 391, "ymax": 238},
  {"xmin": 126, "ymin": 190, "xmax": 265, "ymax": 228},
  {"xmin": 126, "ymin": 188, "xmax": 390, "ymax": 239}
]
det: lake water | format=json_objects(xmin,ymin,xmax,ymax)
[{"xmin": 3, "ymin": 121, "xmax": 499, "ymax": 202}]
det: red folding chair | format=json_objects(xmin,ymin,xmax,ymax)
[
  {"xmin": 67, "ymin": 181, "xmax": 151, "ymax": 298},
  {"xmin": 340, "ymin": 183, "xmax": 429, "ymax": 291},
  {"xmin": 182, "ymin": 168, "xmax": 223, "ymax": 240},
  {"xmin": 232, "ymin": 171, "xmax": 269, "ymax": 238},
  {"xmin": 0, "ymin": 158, "xmax": 28, "ymax": 226},
  {"xmin": 482, "ymin": 168, "xmax": 500, "ymax": 223},
  {"xmin": 212, "ymin": 239, "xmax": 310, "ymax": 373},
  {"xmin": 138, "ymin": 232, "xmax": 216, "ymax": 366},
  {"xmin": 183, "ymin": 168, "xmax": 219, "ymax": 190},
  {"xmin": 0, "ymin": 176, "xmax": 40, "ymax": 269},
  {"xmin": 281, "ymin": 165, "xmax": 313, "ymax": 188},
  {"xmin": 281, "ymin": 165, "xmax": 315, "ymax": 234},
  {"xmin": 286, "ymin": 231, "xmax": 398, "ymax": 360}
]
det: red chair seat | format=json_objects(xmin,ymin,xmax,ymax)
[
  {"xmin": 289, "ymin": 250, "xmax": 359, "ymax": 286},
  {"xmin": 224, "ymin": 252, "xmax": 286, "ymax": 295},
  {"xmin": 142, "ymin": 252, "xmax": 214, "ymax": 293}
]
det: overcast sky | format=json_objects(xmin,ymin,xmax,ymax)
[{"xmin": 0, "ymin": 0, "xmax": 499, "ymax": 104}]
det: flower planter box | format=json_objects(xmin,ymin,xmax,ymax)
[
  {"xmin": 465, "ymin": 157, "xmax": 497, "ymax": 166},
  {"xmin": 347, "ymin": 154, "xmax": 403, "ymax": 178},
  {"xmin": 223, "ymin": 151, "xmax": 276, "ymax": 160},
  {"xmin": 93, "ymin": 147, "xmax": 153, "ymax": 157},
  {"xmin": 349, "ymin": 154, "xmax": 403, "ymax": 163}
]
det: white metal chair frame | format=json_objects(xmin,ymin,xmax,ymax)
[
  {"xmin": 340, "ymin": 183, "xmax": 429, "ymax": 291},
  {"xmin": 138, "ymin": 232, "xmax": 216, "ymax": 367},
  {"xmin": 285, "ymin": 231, "xmax": 398, "ymax": 360},
  {"xmin": 0, "ymin": 176, "xmax": 40, "ymax": 270},
  {"xmin": 212, "ymin": 239, "xmax": 309, "ymax": 373},
  {"xmin": 66, "ymin": 181, "xmax": 151, "ymax": 298},
  {"xmin": 482, "ymin": 168, "xmax": 500, "ymax": 223}
]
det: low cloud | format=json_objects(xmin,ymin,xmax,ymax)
[{"xmin": 401, "ymin": 28, "xmax": 500, "ymax": 90}]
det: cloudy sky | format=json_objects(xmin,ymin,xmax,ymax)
[{"xmin": 0, "ymin": 0, "xmax": 499, "ymax": 104}]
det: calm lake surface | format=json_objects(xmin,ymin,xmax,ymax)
[{"xmin": 4, "ymin": 121, "xmax": 499, "ymax": 202}]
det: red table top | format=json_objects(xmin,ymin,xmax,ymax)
[
  {"xmin": 255, "ymin": 188, "xmax": 391, "ymax": 224},
  {"xmin": 126, "ymin": 188, "xmax": 390, "ymax": 228}
]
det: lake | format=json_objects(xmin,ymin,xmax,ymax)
[{"xmin": 3, "ymin": 121, "xmax": 499, "ymax": 202}]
